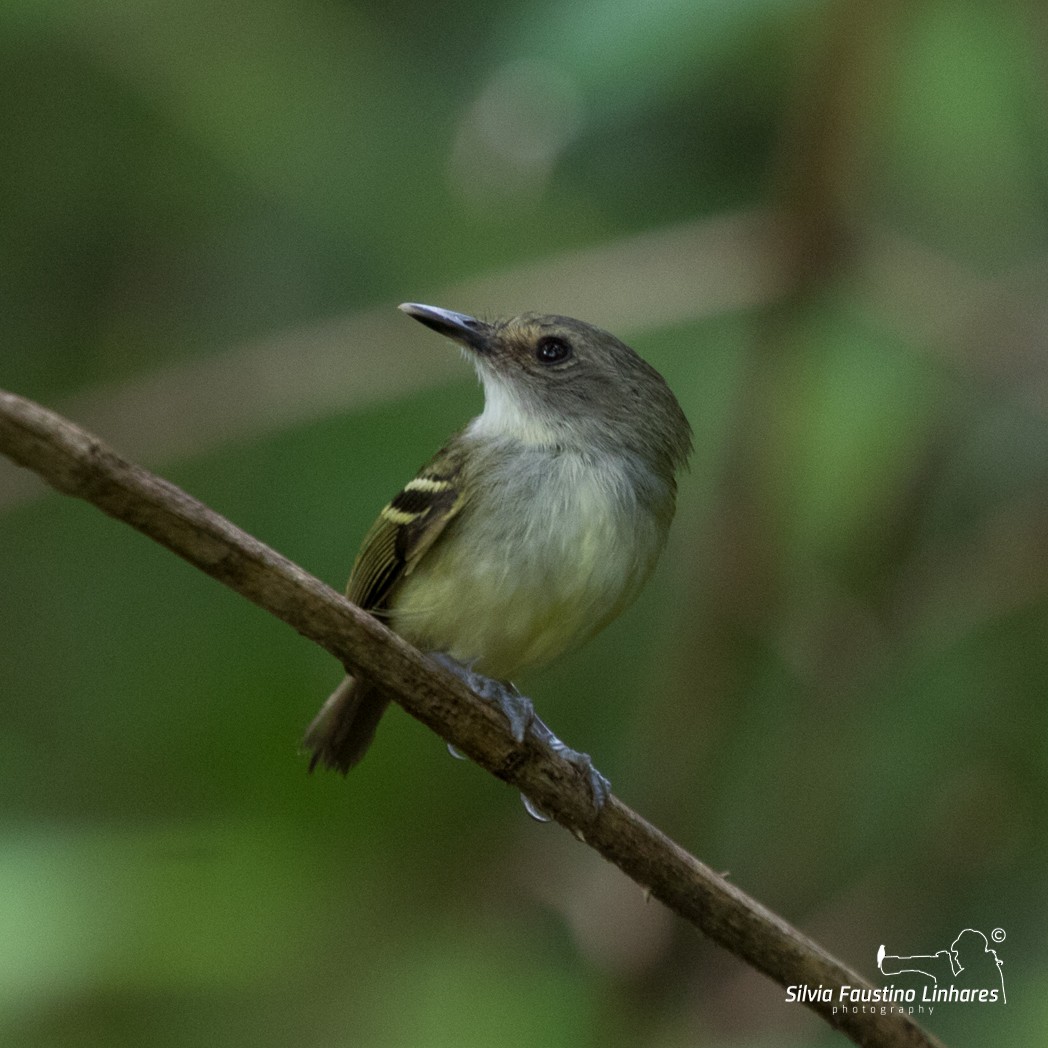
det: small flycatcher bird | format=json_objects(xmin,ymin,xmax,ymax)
[{"xmin": 304, "ymin": 303, "xmax": 691, "ymax": 796}]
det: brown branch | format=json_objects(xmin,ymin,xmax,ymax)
[{"xmin": 0, "ymin": 387, "xmax": 945, "ymax": 1048}]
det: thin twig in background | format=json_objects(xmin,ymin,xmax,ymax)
[
  {"xmin": 0, "ymin": 387, "xmax": 946, "ymax": 1048},
  {"xmin": 0, "ymin": 210, "xmax": 789, "ymax": 513},
  {"xmin": 2, "ymin": 208, "xmax": 1045, "ymax": 518}
]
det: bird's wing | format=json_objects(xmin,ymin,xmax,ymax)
[{"xmin": 346, "ymin": 439, "xmax": 468, "ymax": 613}]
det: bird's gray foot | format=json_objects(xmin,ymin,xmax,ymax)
[
  {"xmin": 428, "ymin": 653, "xmax": 610, "ymax": 814},
  {"xmin": 428, "ymin": 653, "xmax": 535, "ymax": 742},
  {"xmin": 530, "ymin": 713, "xmax": 611, "ymax": 813}
]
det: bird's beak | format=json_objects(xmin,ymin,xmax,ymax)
[{"xmin": 399, "ymin": 303, "xmax": 493, "ymax": 354}]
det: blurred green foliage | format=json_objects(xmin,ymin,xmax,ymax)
[{"xmin": 2, "ymin": 0, "xmax": 1047, "ymax": 1046}]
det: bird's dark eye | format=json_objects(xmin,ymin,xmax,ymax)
[{"xmin": 535, "ymin": 336, "xmax": 572, "ymax": 365}]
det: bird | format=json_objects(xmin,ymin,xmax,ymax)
[{"xmin": 303, "ymin": 303, "xmax": 691, "ymax": 801}]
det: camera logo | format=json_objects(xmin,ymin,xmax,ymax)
[{"xmin": 877, "ymin": 928, "xmax": 1006, "ymax": 1004}]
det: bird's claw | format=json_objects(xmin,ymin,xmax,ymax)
[
  {"xmin": 428, "ymin": 652, "xmax": 610, "ymax": 814},
  {"xmin": 429, "ymin": 653, "xmax": 535, "ymax": 742},
  {"xmin": 535, "ymin": 720, "xmax": 611, "ymax": 814}
]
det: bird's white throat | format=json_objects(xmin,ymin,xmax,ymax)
[{"xmin": 467, "ymin": 372, "xmax": 563, "ymax": 447}]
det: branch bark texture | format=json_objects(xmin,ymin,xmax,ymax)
[{"xmin": 0, "ymin": 388, "xmax": 945, "ymax": 1048}]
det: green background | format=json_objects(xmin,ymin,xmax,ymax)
[{"xmin": 1, "ymin": 0, "xmax": 1045, "ymax": 1045}]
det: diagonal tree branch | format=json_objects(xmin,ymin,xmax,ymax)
[{"xmin": 0, "ymin": 387, "xmax": 945, "ymax": 1048}]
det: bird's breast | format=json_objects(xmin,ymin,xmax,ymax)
[{"xmin": 389, "ymin": 449, "xmax": 673, "ymax": 678}]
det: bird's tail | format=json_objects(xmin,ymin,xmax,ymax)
[{"xmin": 302, "ymin": 676, "xmax": 390, "ymax": 773}]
